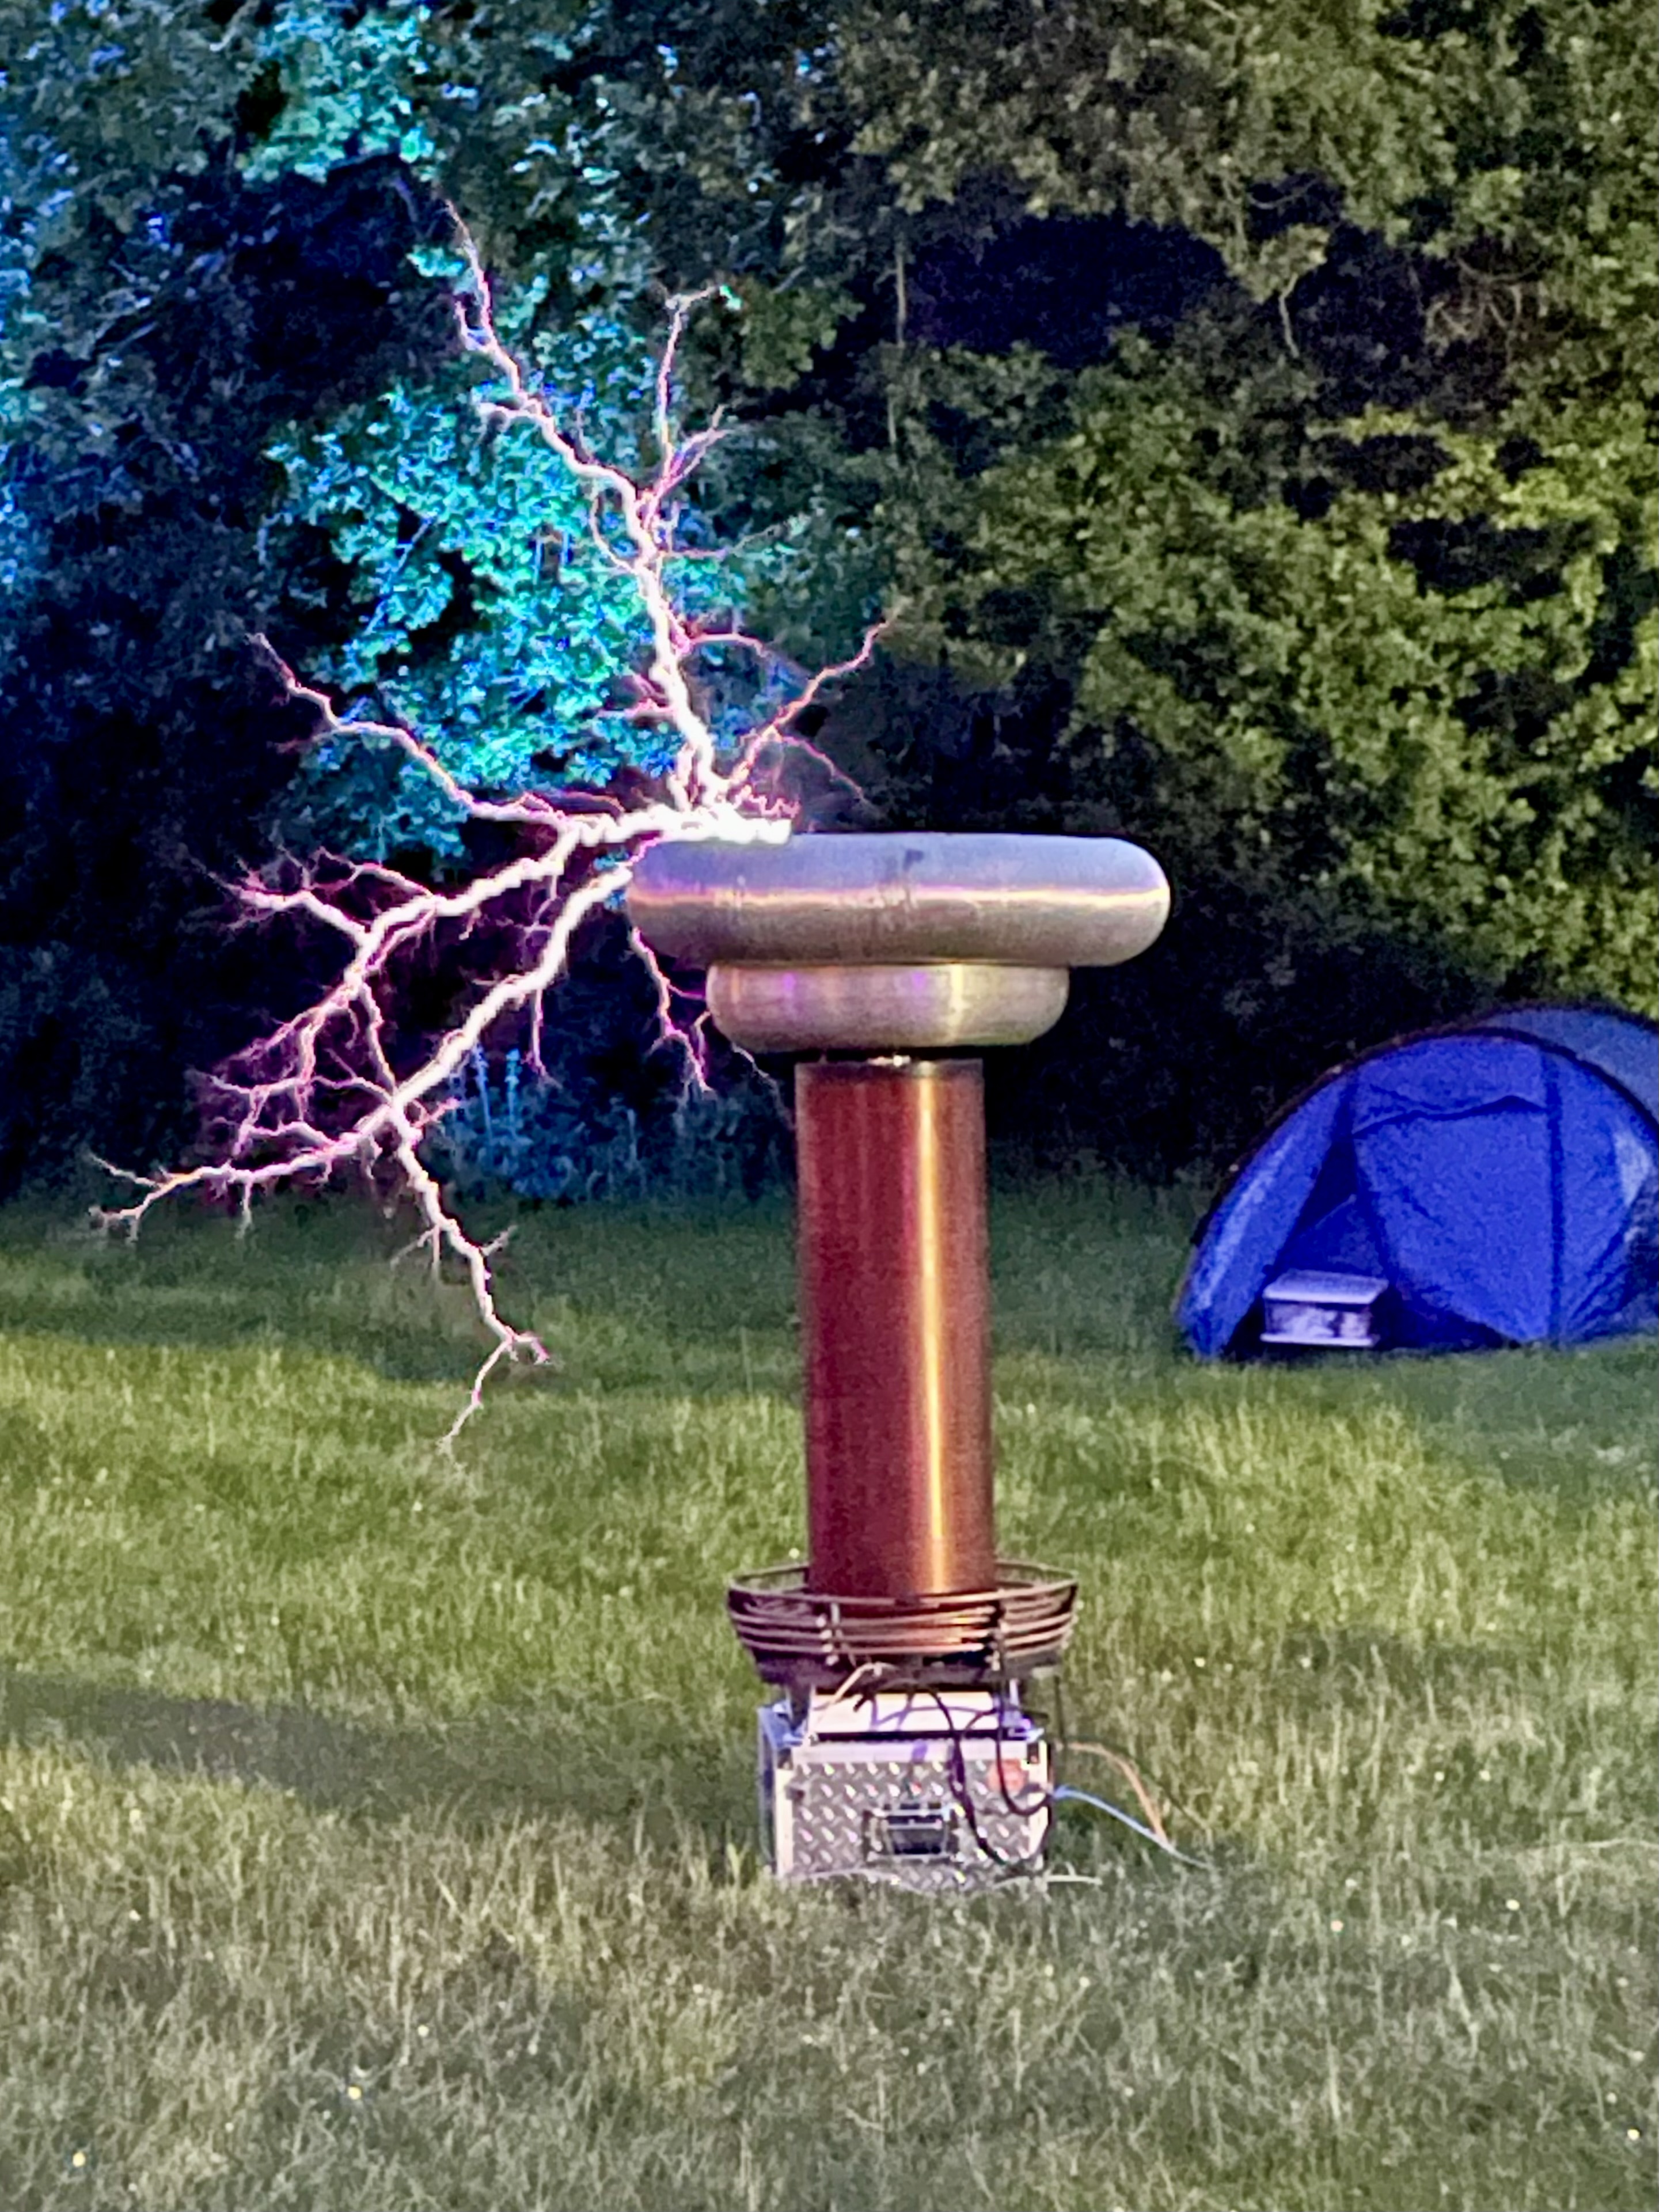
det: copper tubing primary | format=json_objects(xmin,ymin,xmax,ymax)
[
  {"xmin": 795, "ymin": 1056, "xmax": 995, "ymax": 1600},
  {"xmin": 726, "ymin": 1563, "xmax": 1079, "ymax": 1689}
]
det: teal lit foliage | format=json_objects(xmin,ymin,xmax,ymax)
[
  {"xmin": 431, "ymin": 1045, "xmax": 787, "ymax": 1205},
  {"xmin": 246, "ymin": 0, "xmax": 645, "ymax": 860},
  {"xmin": 264, "ymin": 326, "xmax": 819, "ymax": 864},
  {"xmin": 434, "ymin": 1047, "xmax": 644, "ymax": 1204},
  {"xmin": 226, "ymin": 0, "xmax": 808, "ymax": 1204},
  {"xmin": 237, "ymin": 0, "xmax": 440, "ymax": 187},
  {"xmin": 245, "ymin": 0, "xmax": 818, "ymax": 865},
  {"xmin": 0, "ymin": 62, "xmax": 71, "ymax": 615},
  {"xmin": 0, "ymin": 445, "xmax": 41, "ymax": 604},
  {"xmin": 265, "ymin": 347, "xmax": 663, "ymax": 863}
]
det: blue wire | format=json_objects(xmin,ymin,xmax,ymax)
[{"xmin": 1051, "ymin": 1786, "xmax": 1209, "ymax": 1868}]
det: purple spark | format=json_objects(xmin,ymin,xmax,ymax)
[{"xmin": 93, "ymin": 208, "xmax": 884, "ymax": 1445}]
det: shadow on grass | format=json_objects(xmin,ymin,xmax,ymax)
[
  {"xmin": 0, "ymin": 1307, "xmax": 499, "ymax": 1391},
  {"xmin": 0, "ymin": 1192, "xmax": 802, "ymax": 1391},
  {"xmin": 0, "ymin": 1664, "xmax": 752, "ymax": 1845}
]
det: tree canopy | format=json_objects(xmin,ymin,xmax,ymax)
[
  {"xmin": 1, "ymin": 0, "xmax": 1652, "ymax": 1190},
  {"xmin": 849, "ymin": 0, "xmax": 1655, "ymax": 1009}
]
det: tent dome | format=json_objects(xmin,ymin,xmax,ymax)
[{"xmin": 1176, "ymin": 1006, "xmax": 1658, "ymax": 1359}]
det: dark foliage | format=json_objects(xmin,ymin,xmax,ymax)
[
  {"xmin": 906, "ymin": 212, "xmax": 1231, "ymax": 368},
  {"xmin": 0, "ymin": 154, "xmax": 457, "ymax": 1194},
  {"xmin": 0, "ymin": 147, "xmax": 1567, "ymax": 1192},
  {"xmin": 818, "ymin": 651, "xmax": 1499, "ymax": 1180},
  {"xmin": 424, "ymin": 910, "xmax": 794, "ymax": 1208},
  {"xmin": 2, "ymin": 1, "xmax": 1647, "ymax": 1198}
]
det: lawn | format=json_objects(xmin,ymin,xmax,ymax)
[{"xmin": 0, "ymin": 1177, "xmax": 1652, "ymax": 2211}]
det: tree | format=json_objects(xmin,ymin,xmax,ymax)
[
  {"xmin": 0, "ymin": 5, "xmax": 465, "ymax": 1190},
  {"xmin": 833, "ymin": 0, "xmax": 1656, "ymax": 1014},
  {"xmin": 2, "ymin": 0, "xmax": 1651, "ymax": 1198},
  {"xmin": 0, "ymin": 0, "xmax": 886, "ymax": 1193}
]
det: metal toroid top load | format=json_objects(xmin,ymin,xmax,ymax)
[
  {"xmin": 627, "ymin": 829, "xmax": 1169, "ymax": 1057},
  {"xmin": 626, "ymin": 832, "xmax": 1170, "ymax": 1696}
]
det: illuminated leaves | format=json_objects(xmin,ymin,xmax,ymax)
[
  {"xmin": 264, "ymin": 353, "xmax": 660, "ymax": 858},
  {"xmin": 726, "ymin": 278, "xmax": 859, "ymax": 392},
  {"xmin": 240, "ymin": 2, "xmax": 439, "ymax": 188}
]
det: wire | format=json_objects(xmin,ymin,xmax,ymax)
[
  {"xmin": 920, "ymin": 1684, "xmax": 1049, "ymax": 1874},
  {"xmin": 1047, "ymin": 1670, "xmax": 1208, "ymax": 1866},
  {"xmin": 987, "ymin": 1677, "xmax": 1056, "ymax": 1820},
  {"xmin": 817, "ymin": 1659, "xmax": 899, "ymax": 1710},
  {"xmin": 927, "ymin": 1680, "xmax": 1203, "ymax": 1874},
  {"xmin": 1062, "ymin": 1741, "xmax": 1174, "ymax": 1846},
  {"xmin": 799, "ymin": 1663, "xmax": 1040, "ymax": 1872},
  {"xmin": 820, "ymin": 1665, "xmax": 1206, "ymax": 1877},
  {"xmin": 1065, "ymin": 1731, "xmax": 1203, "ymax": 1831},
  {"xmin": 1050, "ymin": 1785, "xmax": 1209, "ymax": 1869}
]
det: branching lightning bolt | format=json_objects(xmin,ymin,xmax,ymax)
[{"xmin": 91, "ymin": 210, "xmax": 886, "ymax": 1447}]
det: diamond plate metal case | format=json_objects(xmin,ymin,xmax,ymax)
[{"xmin": 758, "ymin": 1689, "xmax": 1051, "ymax": 1890}]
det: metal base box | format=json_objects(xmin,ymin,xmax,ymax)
[{"xmin": 758, "ymin": 1687, "xmax": 1050, "ymax": 1890}]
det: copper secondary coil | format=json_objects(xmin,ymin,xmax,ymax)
[{"xmin": 795, "ymin": 1056, "xmax": 995, "ymax": 1599}]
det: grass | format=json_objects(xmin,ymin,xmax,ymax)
[{"xmin": 0, "ymin": 1176, "xmax": 1652, "ymax": 2211}]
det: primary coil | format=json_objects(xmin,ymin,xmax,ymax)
[{"xmin": 727, "ymin": 1562, "xmax": 1077, "ymax": 1689}]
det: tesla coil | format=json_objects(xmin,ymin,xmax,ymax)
[{"xmin": 627, "ymin": 833, "xmax": 1168, "ymax": 1888}]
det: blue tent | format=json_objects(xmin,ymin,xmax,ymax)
[{"xmin": 1177, "ymin": 1006, "xmax": 1659, "ymax": 1358}]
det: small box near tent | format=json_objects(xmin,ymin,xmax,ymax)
[
  {"xmin": 1259, "ymin": 1270, "xmax": 1390, "ymax": 1350},
  {"xmin": 1176, "ymin": 1005, "xmax": 1659, "ymax": 1360}
]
